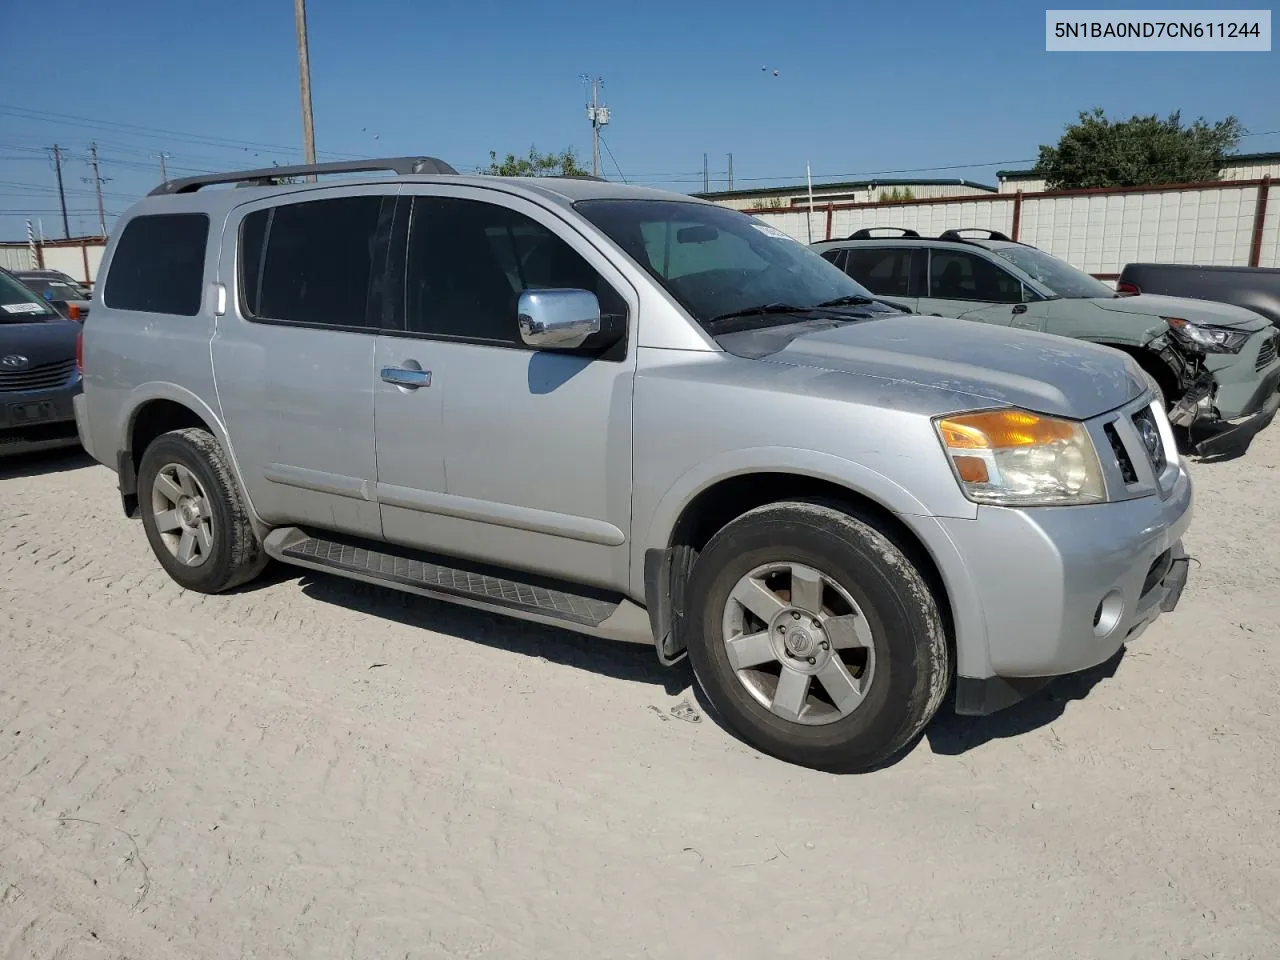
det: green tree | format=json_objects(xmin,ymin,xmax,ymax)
[
  {"xmin": 1033, "ymin": 108, "xmax": 1244, "ymax": 190},
  {"xmin": 878, "ymin": 186, "xmax": 915, "ymax": 203},
  {"xmin": 484, "ymin": 146, "xmax": 590, "ymax": 178}
]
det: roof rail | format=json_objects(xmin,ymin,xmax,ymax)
[
  {"xmin": 938, "ymin": 227, "xmax": 1012, "ymax": 242},
  {"xmin": 846, "ymin": 227, "xmax": 920, "ymax": 239},
  {"xmin": 149, "ymin": 156, "xmax": 458, "ymax": 196}
]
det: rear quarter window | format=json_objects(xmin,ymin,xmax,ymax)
[{"xmin": 103, "ymin": 213, "xmax": 209, "ymax": 316}]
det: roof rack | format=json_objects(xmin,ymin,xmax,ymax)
[
  {"xmin": 938, "ymin": 228, "xmax": 1012, "ymax": 242},
  {"xmin": 149, "ymin": 156, "xmax": 459, "ymax": 196},
  {"xmin": 846, "ymin": 227, "xmax": 920, "ymax": 239}
]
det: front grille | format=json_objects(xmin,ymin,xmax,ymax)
[
  {"xmin": 0, "ymin": 358, "xmax": 77, "ymax": 392},
  {"xmin": 1104, "ymin": 422, "xmax": 1138, "ymax": 484},
  {"xmin": 1130, "ymin": 406, "xmax": 1167, "ymax": 473},
  {"xmin": 1257, "ymin": 334, "xmax": 1278, "ymax": 371}
]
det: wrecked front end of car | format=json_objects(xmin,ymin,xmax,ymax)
[{"xmin": 1157, "ymin": 317, "xmax": 1280, "ymax": 456}]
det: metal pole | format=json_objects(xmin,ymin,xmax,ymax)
[
  {"xmin": 89, "ymin": 142, "xmax": 107, "ymax": 238},
  {"xmin": 703, "ymin": 153, "xmax": 709, "ymax": 193},
  {"xmin": 157, "ymin": 152, "xmax": 169, "ymax": 182},
  {"xmin": 51, "ymin": 145, "xmax": 70, "ymax": 239},
  {"xmin": 294, "ymin": 0, "xmax": 318, "ymax": 177},
  {"xmin": 728, "ymin": 153, "xmax": 733, "ymax": 191},
  {"xmin": 590, "ymin": 77, "xmax": 601, "ymax": 178},
  {"xmin": 805, "ymin": 161, "xmax": 815, "ymax": 243}
]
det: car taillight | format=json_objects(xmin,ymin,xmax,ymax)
[
  {"xmin": 67, "ymin": 303, "xmax": 81, "ymax": 321},
  {"xmin": 76, "ymin": 330, "xmax": 84, "ymax": 373},
  {"xmin": 1116, "ymin": 280, "xmax": 1140, "ymax": 296}
]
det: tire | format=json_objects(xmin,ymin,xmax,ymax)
[
  {"xmin": 137, "ymin": 427, "xmax": 267, "ymax": 594},
  {"xmin": 684, "ymin": 500, "xmax": 950, "ymax": 773}
]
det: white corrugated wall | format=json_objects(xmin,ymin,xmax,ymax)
[{"xmin": 752, "ymin": 179, "xmax": 1279, "ymax": 273}]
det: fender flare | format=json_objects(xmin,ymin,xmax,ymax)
[{"xmin": 116, "ymin": 382, "xmax": 266, "ymax": 530}]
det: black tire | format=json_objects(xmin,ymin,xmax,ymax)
[
  {"xmin": 684, "ymin": 500, "xmax": 950, "ymax": 773},
  {"xmin": 137, "ymin": 427, "xmax": 267, "ymax": 593}
]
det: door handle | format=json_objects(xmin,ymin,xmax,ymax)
[
  {"xmin": 1012, "ymin": 304, "xmax": 1028, "ymax": 315},
  {"xmin": 381, "ymin": 366, "xmax": 432, "ymax": 389}
]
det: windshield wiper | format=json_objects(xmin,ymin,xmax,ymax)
[
  {"xmin": 813, "ymin": 294, "xmax": 876, "ymax": 308},
  {"xmin": 703, "ymin": 302, "xmax": 812, "ymax": 328}
]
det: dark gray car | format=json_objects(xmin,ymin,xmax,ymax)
[{"xmin": 0, "ymin": 267, "xmax": 83, "ymax": 456}]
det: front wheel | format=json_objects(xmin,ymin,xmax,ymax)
[{"xmin": 684, "ymin": 501, "xmax": 951, "ymax": 772}]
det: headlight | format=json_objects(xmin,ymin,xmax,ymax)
[
  {"xmin": 1163, "ymin": 316, "xmax": 1249, "ymax": 354},
  {"xmin": 935, "ymin": 408, "xmax": 1106, "ymax": 506}
]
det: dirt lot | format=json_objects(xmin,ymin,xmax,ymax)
[{"xmin": 1, "ymin": 433, "xmax": 1277, "ymax": 960}]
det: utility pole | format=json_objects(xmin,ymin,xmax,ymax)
[
  {"xmin": 155, "ymin": 152, "xmax": 170, "ymax": 182},
  {"xmin": 50, "ymin": 144, "xmax": 70, "ymax": 239},
  {"xmin": 581, "ymin": 75, "xmax": 609, "ymax": 178},
  {"xmin": 85, "ymin": 143, "xmax": 109, "ymax": 238},
  {"xmin": 728, "ymin": 153, "xmax": 734, "ymax": 191},
  {"xmin": 702, "ymin": 153, "xmax": 709, "ymax": 193},
  {"xmin": 294, "ymin": 0, "xmax": 317, "ymax": 176}
]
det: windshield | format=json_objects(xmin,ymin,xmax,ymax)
[
  {"xmin": 18, "ymin": 278, "xmax": 88, "ymax": 302},
  {"xmin": 989, "ymin": 245, "xmax": 1115, "ymax": 299},
  {"xmin": 0, "ymin": 271, "xmax": 59, "ymax": 322},
  {"xmin": 573, "ymin": 199, "xmax": 879, "ymax": 327}
]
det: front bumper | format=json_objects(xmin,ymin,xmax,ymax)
[
  {"xmin": 935, "ymin": 459, "xmax": 1193, "ymax": 716},
  {"xmin": 1176, "ymin": 332, "xmax": 1280, "ymax": 455},
  {"xmin": 0, "ymin": 378, "xmax": 82, "ymax": 457}
]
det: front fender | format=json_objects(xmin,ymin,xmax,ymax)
[{"xmin": 641, "ymin": 445, "xmax": 966, "ymax": 556}]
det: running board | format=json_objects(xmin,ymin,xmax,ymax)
[{"xmin": 262, "ymin": 527, "xmax": 655, "ymax": 645}]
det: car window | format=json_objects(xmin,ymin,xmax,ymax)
[
  {"xmin": 240, "ymin": 195, "xmax": 389, "ymax": 328},
  {"xmin": 845, "ymin": 248, "xmax": 912, "ymax": 297},
  {"xmin": 989, "ymin": 245, "xmax": 1116, "ymax": 299},
  {"xmin": 104, "ymin": 213, "xmax": 209, "ymax": 316},
  {"xmin": 819, "ymin": 248, "xmax": 847, "ymax": 270},
  {"xmin": 928, "ymin": 249, "xmax": 1022, "ymax": 304},
  {"xmin": 574, "ymin": 199, "xmax": 878, "ymax": 329},
  {"xmin": 0, "ymin": 271, "xmax": 60, "ymax": 323},
  {"xmin": 639, "ymin": 221, "xmax": 770, "ymax": 281},
  {"xmin": 403, "ymin": 195, "xmax": 625, "ymax": 346}
]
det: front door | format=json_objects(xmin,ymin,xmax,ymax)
[
  {"xmin": 374, "ymin": 186, "xmax": 638, "ymax": 591},
  {"xmin": 212, "ymin": 188, "xmax": 397, "ymax": 537},
  {"xmin": 917, "ymin": 248, "xmax": 1027, "ymax": 325}
]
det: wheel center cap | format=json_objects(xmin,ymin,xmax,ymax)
[
  {"xmin": 178, "ymin": 497, "xmax": 200, "ymax": 526},
  {"xmin": 784, "ymin": 626, "xmax": 816, "ymax": 658}
]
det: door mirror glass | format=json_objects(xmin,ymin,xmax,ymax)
[{"xmin": 517, "ymin": 288, "xmax": 601, "ymax": 350}]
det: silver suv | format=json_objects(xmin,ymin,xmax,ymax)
[{"xmin": 75, "ymin": 157, "xmax": 1193, "ymax": 771}]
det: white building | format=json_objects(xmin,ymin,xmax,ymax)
[
  {"xmin": 694, "ymin": 178, "xmax": 997, "ymax": 211},
  {"xmin": 996, "ymin": 150, "xmax": 1280, "ymax": 194}
]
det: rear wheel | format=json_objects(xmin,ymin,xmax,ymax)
[
  {"xmin": 684, "ymin": 500, "xmax": 950, "ymax": 772},
  {"xmin": 137, "ymin": 428, "xmax": 266, "ymax": 593}
]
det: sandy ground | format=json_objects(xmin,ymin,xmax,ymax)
[{"xmin": 0, "ymin": 433, "xmax": 1277, "ymax": 960}]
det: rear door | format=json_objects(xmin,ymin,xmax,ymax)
[
  {"xmin": 212, "ymin": 187, "xmax": 397, "ymax": 537},
  {"xmin": 917, "ymin": 248, "xmax": 1026, "ymax": 324},
  {"xmin": 841, "ymin": 246, "xmax": 919, "ymax": 312}
]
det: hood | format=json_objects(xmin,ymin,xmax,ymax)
[
  {"xmin": 735, "ymin": 315, "xmax": 1147, "ymax": 420},
  {"xmin": 0, "ymin": 317, "xmax": 80, "ymax": 367},
  {"xmin": 1090, "ymin": 293, "xmax": 1271, "ymax": 332}
]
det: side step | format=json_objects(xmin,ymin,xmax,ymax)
[{"xmin": 262, "ymin": 527, "xmax": 655, "ymax": 645}]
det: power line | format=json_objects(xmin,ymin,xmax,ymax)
[{"xmin": 599, "ymin": 134, "xmax": 627, "ymax": 183}]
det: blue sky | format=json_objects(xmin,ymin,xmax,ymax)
[{"xmin": 1, "ymin": 0, "xmax": 1276, "ymax": 240}]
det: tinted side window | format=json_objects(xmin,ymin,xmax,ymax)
[
  {"xmin": 845, "ymin": 248, "xmax": 912, "ymax": 296},
  {"xmin": 104, "ymin": 213, "xmax": 209, "ymax": 316},
  {"xmin": 404, "ymin": 196, "xmax": 625, "ymax": 346},
  {"xmin": 819, "ymin": 248, "xmax": 847, "ymax": 270},
  {"xmin": 929, "ymin": 250, "xmax": 1022, "ymax": 303},
  {"xmin": 243, "ymin": 195, "xmax": 387, "ymax": 328}
]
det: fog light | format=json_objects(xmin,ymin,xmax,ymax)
[{"xmin": 1093, "ymin": 590, "xmax": 1124, "ymax": 638}]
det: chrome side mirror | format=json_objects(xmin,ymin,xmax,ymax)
[{"xmin": 517, "ymin": 289, "xmax": 601, "ymax": 350}]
